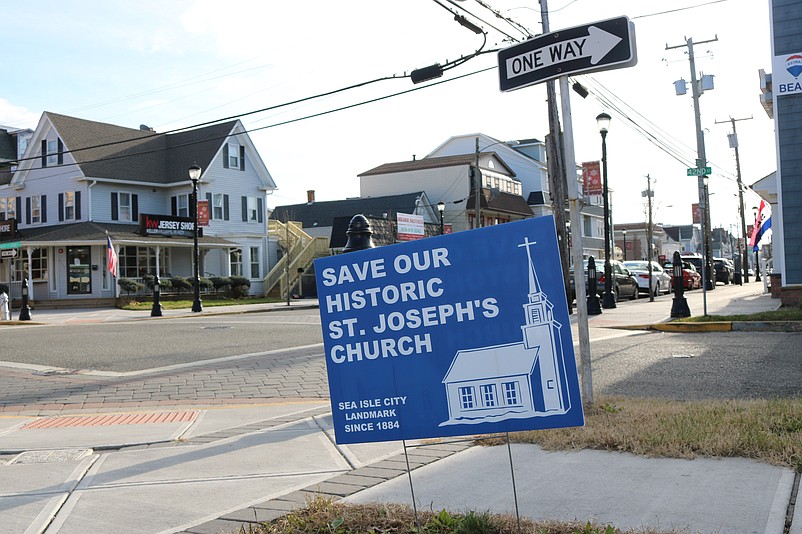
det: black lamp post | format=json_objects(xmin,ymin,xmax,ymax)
[
  {"xmin": 188, "ymin": 164, "xmax": 203, "ymax": 313},
  {"xmin": 437, "ymin": 201, "xmax": 445, "ymax": 235},
  {"xmin": 622, "ymin": 229, "xmax": 627, "ymax": 261},
  {"xmin": 597, "ymin": 112, "xmax": 616, "ymax": 309}
]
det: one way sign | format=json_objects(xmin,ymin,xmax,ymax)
[{"xmin": 498, "ymin": 16, "xmax": 636, "ymax": 92}]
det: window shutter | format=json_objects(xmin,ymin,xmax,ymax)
[
  {"xmin": 111, "ymin": 192, "xmax": 119, "ymax": 221},
  {"xmin": 59, "ymin": 193, "xmax": 64, "ymax": 222},
  {"xmin": 132, "ymin": 194, "xmax": 139, "ymax": 220},
  {"xmin": 26, "ymin": 197, "xmax": 31, "ymax": 224},
  {"xmin": 223, "ymin": 194, "xmax": 229, "ymax": 220},
  {"xmin": 41, "ymin": 140, "xmax": 47, "ymax": 167},
  {"xmin": 15, "ymin": 197, "xmax": 21, "ymax": 224},
  {"xmin": 239, "ymin": 146, "xmax": 245, "ymax": 171},
  {"xmin": 223, "ymin": 144, "xmax": 229, "ymax": 169},
  {"xmin": 257, "ymin": 197, "xmax": 263, "ymax": 223},
  {"xmin": 75, "ymin": 191, "xmax": 82, "ymax": 220},
  {"xmin": 57, "ymin": 139, "xmax": 63, "ymax": 165},
  {"xmin": 171, "ymin": 196, "xmax": 177, "ymax": 216},
  {"xmin": 205, "ymin": 193, "xmax": 212, "ymax": 220},
  {"xmin": 41, "ymin": 195, "xmax": 47, "ymax": 223},
  {"xmin": 241, "ymin": 196, "xmax": 247, "ymax": 222}
]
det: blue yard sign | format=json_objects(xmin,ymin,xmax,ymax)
[{"xmin": 315, "ymin": 216, "xmax": 584, "ymax": 444}]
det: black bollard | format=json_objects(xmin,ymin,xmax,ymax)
[
  {"xmin": 150, "ymin": 274, "xmax": 163, "ymax": 317},
  {"xmin": 586, "ymin": 256, "xmax": 602, "ymax": 315},
  {"xmin": 342, "ymin": 214, "xmax": 375, "ymax": 253},
  {"xmin": 670, "ymin": 251, "xmax": 691, "ymax": 318},
  {"xmin": 18, "ymin": 278, "xmax": 31, "ymax": 321}
]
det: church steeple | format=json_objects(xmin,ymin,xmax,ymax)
[{"xmin": 518, "ymin": 237, "xmax": 556, "ymax": 347}]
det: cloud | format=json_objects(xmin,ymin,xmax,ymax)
[{"xmin": 0, "ymin": 99, "xmax": 39, "ymax": 129}]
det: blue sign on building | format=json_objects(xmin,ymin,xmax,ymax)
[{"xmin": 315, "ymin": 216, "xmax": 584, "ymax": 444}]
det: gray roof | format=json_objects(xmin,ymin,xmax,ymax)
[
  {"xmin": 7, "ymin": 221, "xmax": 237, "ymax": 248},
  {"xmin": 358, "ymin": 153, "xmax": 517, "ymax": 178},
  {"xmin": 271, "ymin": 192, "xmax": 426, "ymax": 228},
  {"xmin": 47, "ymin": 112, "xmax": 238, "ymax": 184}
]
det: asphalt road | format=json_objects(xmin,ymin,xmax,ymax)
[{"xmin": 0, "ymin": 311, "xmax": 324, "ymax": 372}]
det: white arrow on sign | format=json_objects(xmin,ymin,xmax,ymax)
[
  {"xmin": 505, "ymin": 26, "xmax": 622, "ymax": 80},
  {"xmin": 1, "ymin": 249, "xmax": 18, "ymax": 258}
]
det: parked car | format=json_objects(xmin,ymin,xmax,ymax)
[
  {"xmin": 664, "ymin": 260, "xmax": 702, "ymax": 291},
  {"xmin": 713, "ymin": 257, "xmax": 734, "ymax": 284},
  {"xmin": 680, "ymin": 253, "xmax": 716, "ymax": 287},
  {"xmin": 569, "ymin": 259, "xmax": 639, "ymax": 302},
  {"xmin": 622, "ymin": 260, "xmax": 672, "ymax": 297}
]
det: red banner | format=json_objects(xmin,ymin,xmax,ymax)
[
  {"xmin": 582, "ymin": 161, "xmax": 602, "ymax": 195},
  {"xmin": 691, "ymin": 203, "xmax": 701, "ymax": 224},
  {"xmin": 197, "ymin": 200, "xmax": 210, "ymax": 227}
]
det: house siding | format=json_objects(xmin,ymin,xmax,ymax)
[{"xmin": 773, "ymin": 0, "xmax": 802, "ymax": 285}]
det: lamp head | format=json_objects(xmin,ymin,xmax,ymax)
[
  {"xmin": 623, "ymin": 229, "xmax": 627, "ymax": 236},
  {"xmin": 437, "ymin": 201, "xmax": 445, "ymax": 214},
  {"xmin": 596, "ymin": 112, "xmax": 612, "ymax": 134},
  {"xmin": 188, "ymin": 164, "xmax": 202, "ymax": 183}
]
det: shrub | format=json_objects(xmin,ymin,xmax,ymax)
[
  {"xmin": 118, "ymin": 278, "xmax": 144, "ymax": 296},
  {"xmin": 228, "ymin": 275, "xmax": 251, "ymax": 299},
  {"xmin": 142, "ymin": 274, "xmax": 172, "ymax": 291},
  {"xmin": 199, "ymin": 277, "xmax": 214, "ymax": 292},
  {"xmin": 210, "ymin": 276, "xmax": 232, "ymax": 294},
  {"xmin": 169, "ymin": 276, "xmax": 192, "ymax": 295}
]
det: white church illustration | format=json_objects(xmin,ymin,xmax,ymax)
[{"xmin": 440, "ymin": 237, "xmax": 571, "ymax": 426}]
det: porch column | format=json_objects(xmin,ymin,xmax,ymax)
[
  {"xmin": 25, "ymin": 246, "xmax": 33, "ymax": 302},
  {"xmin": 224, "ymin": 248, "xmax": 231, "ymax": 277},
  {"xmin": 154, "ymin": 246, "xmax": 161, "ymax": 278}
]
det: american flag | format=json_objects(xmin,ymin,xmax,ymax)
[{"xmin": 107, "ymin": 235, "xmax": 118, "ymax": 277}]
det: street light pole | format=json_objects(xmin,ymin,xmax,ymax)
[
  {"xmin": 623, "ymin": 229, "xmax": 627, "ymax": 261},
  {"xmin": 474, "ymin": 137, "xmax": 481, "ymax": 229},
  {"xmin": 597, "ymin": 113, "xmax": 616, "ymax": 309},
  {"xmin": 188, "ymin": 164, "xmax": 203, "ymax": 313},
  {"xmin": 437, "ymin": 201, "xmax": 445, "ymax": 235}
]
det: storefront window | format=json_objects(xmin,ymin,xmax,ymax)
[
  {"xmin": 118, "ymin": 247, "xmax": 170, "ymax": 278},
  {"xmin": 12, "ymin": 249, "xmax": 49, "ymax": 282}
]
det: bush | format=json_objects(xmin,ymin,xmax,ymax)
[
  {"xmin": 169, "ymin": 276, "xmax": 192, "ymax": 295},
  {"xmin": 118, "ymin": 278, "xmax": 144, "ymax": 296},
  {"xmin": 199, "ymin": 277, "xmax": 214, "ymax": 292},
  {"xmin": 142, "ymin": 275, "xmax": 173, "ymax": 291},
  {"xmin": 210, "ymin": 276, "xmax": 232, "ymax": 294},
  {"xmin": 228, "ymin": 275, "xmax": 251, "ymax": 299}
]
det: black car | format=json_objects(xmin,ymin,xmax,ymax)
[
  {"xmin": 568, "ymin": 259, "xmax": 639, "ymax": 302},
  {"xmin": 713, "ymin": 258, "xmax": 734, "ymax": 284}
]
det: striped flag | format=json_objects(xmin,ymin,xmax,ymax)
[
  {"xmin": 749, "ymin": 200, "xmax": 772, "ymax": 251},
  {"xmin": 107, "ymin": 235, "xmax": 118, "ymax": 277}
]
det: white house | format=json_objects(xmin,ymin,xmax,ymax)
[
  {"xmin": 359, "ymin": 152, "xmax": 533, "ymax": 232},
  {"xmin": 0, "ymin": 112, "xmax": 277, "ymax": 304}
]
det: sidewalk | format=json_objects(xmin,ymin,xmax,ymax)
[{"xmin": 1, "ymin": 284, "xmax": 799, "ymax": 534}]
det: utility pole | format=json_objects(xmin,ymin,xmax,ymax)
[
  {"xmin": 541, "ymin": 0, "xmax": 592, "ymax": 404},
  {"xmin": 667, "ymin": 35, "xmax": 718, "ymax": 316},
  {"xmin": 646, "ymin": 174, "xmax": 655, "ymax": 302},
  {"xmin": 541, "ymin": 6, "xmax": 571, "ymax": 314},
  {"xmin": 715, "ymin": 115, "xmax": 752, "ymax": 284}
]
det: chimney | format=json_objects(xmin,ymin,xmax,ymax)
[{"xmin": 307, "ymin": 190, "xmax": 315, "ymax": 203}]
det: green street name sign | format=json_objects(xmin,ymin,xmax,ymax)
[
  {"xmin": 687, "ymin": 167, "xmax": 712, "ymax": 176},
  {"xmin": 0, "ymin": 241, "xmax": 20, "ymax": 250}
]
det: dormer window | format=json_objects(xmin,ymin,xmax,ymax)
[
  {"xmin": 41, "ymin": 138, "xmax": 63, "ymax": 167},
  {"xmin": 228, "ymin": 143, "xmax": 239, "ymax": 168},
  {"xmin": 223, "ymin": 142, "xmax": 245, "ymax": 171}
]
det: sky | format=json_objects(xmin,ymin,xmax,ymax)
[{"xmin": 2, "ymin": 0, "xmax": 775, "ymax": 234}]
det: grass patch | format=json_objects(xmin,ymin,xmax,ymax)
[
  {"xmin": 120, "ymin": 296, "xmax": 285, "ymax": 311},
  {"xmin": 253, "ymin": 496, "xmax": 668, "ymax": 533},
  {"xmin": 675, "ymin": 307, "xmax": 802, "ymax": 322},
  {"xmin": 495, "ymin": 396, "xmax": 802, "ymax": 471}
]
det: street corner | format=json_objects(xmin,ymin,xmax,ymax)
[{"xmin": 651, "ymin": 321, "xmax": 733, "ymax": 332}]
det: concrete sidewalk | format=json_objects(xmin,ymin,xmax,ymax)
[{"xmin": 1, "ymin": 283, "xmax": 799, "ymax": 533}]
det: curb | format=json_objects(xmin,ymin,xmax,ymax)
[{"xmin": 650, "ymin": 322, "xmax": 733, "ymax": 332}]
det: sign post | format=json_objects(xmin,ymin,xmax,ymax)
[{"xmin": 315, "ymin": 217, "xmax": 584, "ymax": 444}]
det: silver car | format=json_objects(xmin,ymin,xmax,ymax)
[{"xmin": 623, "ymin": 260, "xmax": 672, "ymax": 297}]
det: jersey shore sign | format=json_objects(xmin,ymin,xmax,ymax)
[
  {"xmin": 498, "ymin": 16, "xmax": 636, "ymax": 92},
  {"xmin": 315, "ymin": 216, "xmax": 584, "ymax": 445}
]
